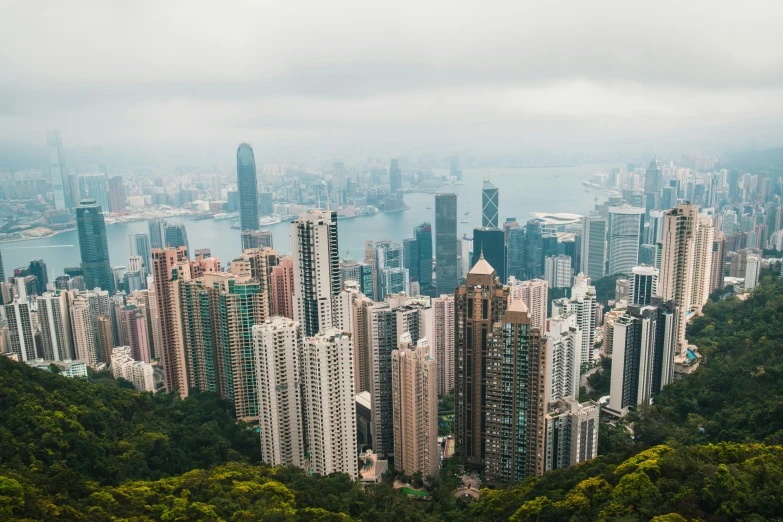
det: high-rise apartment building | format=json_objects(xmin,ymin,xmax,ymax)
[
  {"xmin": 552, "ymin": 274, "xmax": 596, "ymax": 370},
  {"xmin": 77, "ymin": 174, "xmax": 110, "ymax": 213},
  {"xmin": 111, "ymin": 346, "xmax": 155, "ymax": 392},
  {"xmin": 237, "ymin": 143, "xmax": 260, "ymax": 249},
  {"xmin": 130, "ymin": 234, "xmax": 152, "ymax": 274},
  {"xmin": 745, "ymin": 256, "xmax": 761, "ymax": 291},
  {"xmin": 148, "ymin": 219, "xmax": 166, "ymax": 249},
  {"xmin": 658, "ymin": 203, "xmax": 698, "ymax": 353},
  {"xmin": 508, "ymin": 277, "xmax": 548, "ymax": 331},
  {"xmin": 545, "ymin": 254, "xmax": 573, "ymax": 289},
  {"xmin": 691, "ymin": 215, "xmax": 715, "ymax": 312},
  {"xmin": 431, "ymin": 294, "xmax": 455, "ymax": 395},
  {"xmin": 630, "ymin": 265, "xmax": 659, "ymax": 306},
  {"xmin": 70, "ymin": 296, "xmax": 98, "ymax": 367},
  {"xmin": 4, "ymin": 295, "xmax": 36, "ymax": 362},
  {"xmin": 607, "ymin": 206, "xmax": 645, "ymax": 275},
  {"xmin": 76, "ymin": 199, "xmax": 114, "ymax": 293},
  {"xmin": 546, "ymin": 314, "xmax": 582, "ymax": 402},
  {"xmin": 481, "ymin": 180, "xmax": 499, "ymax": 228},
  {"xmin": 392, "ymin": 334, "xmax": 438, "ymax": 478},
  {"xmin": 254, "ymin": 317, "xmax": 306, "ymax": 468},
  {"xmin": 435, "ymin": 193, "xmax": 458, "ymax": 294},
  {"xmin": 709, "ymin": 231, "xmax": 727, "ymax": 293},
  {"xmin": 47, "ymin": 131, "xmax": 72, "ymax": 209},
  {"xmin": 152, "ymin": 247, "xmax": 190, "ymax": 396},
  {"xmin": 301, "ymin": 329, "xmax": 358, "ymax": 478},
  {"xmin": 580, "ymin": 216, "xmax": 607, "ymax": 280},
  {"xmin": 270, "ymin": 256, "xmax": 294, "ymax": 318},
  {"xmin": 291, "ymin": 210, "xmax": 340, "ymax": 337},
  {"xmin": 544, "ymin": 398, "xmax": 599, "ymax": 472},
  {"xmin": 37, "ymin": 291, "xmax": 74, "ymax": 361}
]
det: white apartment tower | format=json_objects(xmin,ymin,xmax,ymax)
[
  {"xmin": 745, "ymin": 256, "xmax": 761, "ymax": 291},
  {"xmin": 302, "ymin": 329, "xmax": 358, "ymax": 478},
  {"xmin": 691, "ymin": 215, "xmax": 715, "ymax": 312},
  {"xmin": 291, "ymin": 210, "xmax": 340, "ymax": 337},
  {"xmin": 546, "ymin": 314, "xmax": 583, "ymax": 402},
  {"xmin": 552, "ymin": 274, "xmax": 596, "ymax": 369},
  {"xmin": 37, "ymin": 291, "xmax": 74, "ymax": 361},
  {"xmin": 253, "ymin": 317, "xmax": 306, "ymax": 469},
  {"xmin": 508, "ymin": 277, "xmax": 548, "ymax": 331},
  {"xmin": 431, "ymin": 294, "xmax": 455, "ymax": 395},
  {"xmin": 70, "ymin": 297, "xmax": 99, "ymax": 367},
  {"xmin": 3, "ymin": 298, "xmax": 36, "ymax": 362},
  {"xmin": 658, "ymin": 203, "xmax": 698, "ymax": 353}
]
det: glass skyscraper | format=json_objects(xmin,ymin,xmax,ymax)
[
  {"xmin": 47, "ymin": 130, "xmax": 72, "ymax": 209},
  {"xmin": 414, "ymin": 223, "xmax": 433, "ymax": 294},
  {"xmin": 165, "ymin": 222, "xmax": 190, "ymax": 254},
  {"xmin": 237, "ymin": 143, "xmax": 259, "ymax": 249},
  {"xmin": 76, "ymin": 199, "xmax": 114, "ymax": 293},
  {"xmin": 77, "ymin": 174, "xmax": 110, "ymax": 214},
  {"xmin": 482, "ymin": 180, "xmax": 499, "ymax": 228},
  {"xmin": 148, "ymin": 218, "xmax": 166, "ymax": 249},
  {"xmin": 472, "ymin": 227, "xmax": 506, "ymax": 284},
  {"xmin": 435, "ymin": 193, "xmax": 458, "ymax": 294}
]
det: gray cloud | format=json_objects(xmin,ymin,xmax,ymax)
[{"xmin": 1, "ymin": 0, "xmax": 783, "ymax": 160}]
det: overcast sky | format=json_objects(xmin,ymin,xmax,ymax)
[{"xmin": 2, "ymin": 0, "xmax": 783, "ymax": 162}]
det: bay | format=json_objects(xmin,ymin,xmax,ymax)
[{"xmin": 0, "ymin": 165, "xmax": 610, "ymax": 279}]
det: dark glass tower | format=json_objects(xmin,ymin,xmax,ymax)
[
  {"xmin": 390, "ymin": 158, "xmax": 402, "ymax": 194},
  {"xmin": 148, "ymin": 218, "xmax": 166, "ymax": 249},
  {"xmin": 472, "ymin": 227, "xmax": 506, "ymax": 284},
  {"xmin": 482, "ymin": 180, "xmax": 499, "ymax": 228},
  {"xmin": 76, "ymin": 199, "xmax": 114, "ymax": 293},
  {"xmin": 237, "ymin": 143, "xmax": 259, "ymax": 249},
  {"xmin": 28, "ymin": 259, "xmax": 48, "ymax": 292},
  {"xmin": 0, "ymin": 247, "xmax": 4, "ymax": 283},
  {"xmin": 435, "ymin": 193, "xmax": 458, "ymax": 294},
  {"xmin": 414, "ymin": 223, "xmax": 433, "ymax": 294},
  {"xmin": 164, "ymin": 222, "xmax": 190, "ymax": 254}
]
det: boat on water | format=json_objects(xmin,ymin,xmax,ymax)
[
  {"xmin": 230, "ymin": 221, "xmax": 241, "ymax": 229},
  {"xmin": 460, "ymin": 220, "xmax": 469, "ymax": 224},
  {"xmin": 259, "ymin": 215, "xmax": 282, "ymax": 226},
  {"xmin": 464, "ymin": 211, "xmax": 470, "ymax": 216},
  {"xmin": 426, "ymin": 207, "xmax": 431, "ymax": 210}
]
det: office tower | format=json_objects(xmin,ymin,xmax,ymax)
[
  {"xmin": 580, "ymin": 216, "xmax": 606, "ymax": 280},
  {"xmin": 164, "ymin": 222, "xmax": 190, "ymax": 253},
  {"xmin": 38, "ymin": 291, "xmax": 74, "ymax": 361},
  {"xmin": 291, "ymin": 210, "xmax": 339, "ymax": 337},
  {"xmin": 127, "ymin": 255, "xmax": 144, "ymax": 278},
  {"xmin": 47, "ymin": 131, "xmax": 72, "ymax": 209},
  {"xmin": 431, "ymin": 294, "xmax": 455, "ymax": 395},
  {"xmin": 483, "ymin": 299, "xmax": 547, "ymax": 483},
  {"xmin": 644, "ymin": 156, "xmax": 662, "ymax": 211},
  {"xmin": 607, "ymin": 206, "xmax": 644, "ymax": 275},
  {"xmin": 546, "ymin": 314, "xmax": 582, "ymax": 401},
  {"xmin": 70, "ymin": 297, "xmax": 98, "ymax": 367},
  {"xmin": 270, "ymin": 256, "xmax": 294, "ymax": 318},
  {"xmin": 301, "ymin": 329, "xmax": 358, "ymax": 478},
  {"xmin": 391, "ymin": 334, "xmax": 438, "ymax": 477},
  {"xmin": 454, "ymin": 256, "xmax": 509, "ymax": 468},
  {"xmin": 240, "ymin": 229, "xmax": 273, "ymax": 250},
  {"xmin": 545, "ymin": 254, "xmax": 572, "ymax": 289},
  {"xmin": 111, "ymin": 346, "xmax": 155, "ymax": 392},
  {"xmin": 630, "ymin": 265, "xmax": 659, "ymax": 306},
  {"xmin": 507, "ymin": 226, "xmax": 526, "ymax": 279},
  {"xmin": 254, "ymin": 317, "xmax": 306, "ymax": 468},
  {"xmin": 691, "ymin": 215, "xmax": 715, "ymax": 312},
  {"xmin": 28, "ymin": 259, "xmax": 48, "ymax": 292},
  {"xmin": 130, "ymin": 234, "xmax": 152, "ymax": 273},
  {"xmin": 4, "ymin": 296, "xmax": 36, "ymax": 362},
  {"xmin": 472, "ymin": 227, "xmax": 506, "ymax": 284},
  {"xmin": 389, "ymin": 159, "xmax": 402, "ymax": 194},
  {"xmin": 107, "ymin": 176, "xmax": 126, "ymax": 213},
  {"xmin": 552, "ymin": 274, "xmax": 596, "ymax": 369},
  {"xmin": 745, "ymin": 256, "xmax": 761, "ymax": 291},
  {"xmin": 77, "ymin": 174, "xmax": 110, "ymax": 213},
  {"xmin": 659, "ymin": 203, "xmax": 698, "ymax": 353},
  {"xmin": 413, "ymin": 223, "xmax": 433, "ymax": 294},
  {"xmin": 375, "ymin": 241, "xmax": 407, "ymax": 300},
  {"xmin": 450, "ymin": 155, "xmax": 462, "ymax": 181},
  {"xmin": 148, "ymin": 219, "xmax": 166, "ymax": 249},
  {"xmin": 211, "ymin": 174, "xmax": 222, "ymax": 201},
  {"xmin": 152, "ymin": 247, "xmax": 190, "ymax": 396},
  {"xmin": 709, "ymin": 231, "xmax": 727, "ymax": 293},
  {"xmin": 379, "ymin": 267, "xmax": 409, "ymax": 298},
  {"xmin": 259, "ymin": 191, "xmax": 273, "ymax": 215},
  {"xmin": 606, "ymin": 302, "xmax": 677, "ymax": 416},
  {"xmin": 237, "ymin": 143, "xmax": 260, "ymax": 249},
  {"xmin": 508, "ymin": 277, "xmax": 548, "ymax": 331},
  {"xmin": 524, "ymin": 219, "xmax": 545, "ymax": 279},
  {"xmin": 481, "ymin": 179, "xmax": 499, "ymax": 228},
  {"xmin": 544, "ymin": 398, "xmax": 599, "ymax": 472},
  {"xmin": 76, "ymin": 199, "xmax": 114, "ymax": 293},
  {"xmin": 435, "ymin": 193, "xmax": 458, "ymax": 294},
  {"xmin": 638, "ymin": 243, "xmax": 658, "ymax": 268}
]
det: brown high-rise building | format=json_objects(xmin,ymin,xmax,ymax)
[
  {"xmin": 151, "ymin": 246, "xmax": 190, "ymax": 396},
  {"xmin": 270, "ymin": 256, "xmax": 294, "ymax": 318},
  {"xmin": 96, "ymin": 315, "xmax": 113, "ymax": 365},
  {"xmin": 709, "ymin": 231, "xmax": 727, "ymax": 294},
  {"xmin": 391, "ymin": 334, "xmax": 438, "ymax": 478},
  {"xmin": 455, "ymin": 255, "xmax": 546, "ymax": 484}
]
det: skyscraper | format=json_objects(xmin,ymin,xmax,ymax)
[
  {"xmin": 237, "ymin": 143, "xmax": 260, "ymax": 249},
  {"xmin": 76, "ymin": 199, "xmax": 114, "ymax": 293},
  {"xmin": 607, "ymin": 206, "xmax": 645, "ymax": 275},
  {"xmin": 630, "ymin": 265, "xmax": 659, "ymax": 306},
  {"xmin": 691, "ymin": 215, "xmax": 715, "ymax": 313},
  {"xmin": 544, "ymin": 398, "xmax": 599, "ymax": 472},
  {"xmin": 432, "ymin": 294, "xmax": 455, "ymax": 395},
  {"xmin": 390, "ymin": 159, "xmax": 402, "ymax": 194},
  {"xmin": 391, "ymin": 334, "xmax": 439, "ymax": 478},
  {"xmin": 435, "ymin": 193, "xmax": 458, "ymax": 294},
  {"xmin": 270, "ymin": 256, "xmax": 294, "ymax": 318},
  {"xmin": 508, "ymin": 278, "xmax": 548, "ymax": 331},
  {"xmin": 552, "ymin": 274, "xmax": 597, "ymax": 369},
  {"xmin": 77, "ymin": 174, "xmax": 110, "ymax": 214},
  {"xmin": 745, "ymin": 256, "xmax": 761, "ymax": 291},
  {"xmin": 709, "ymin": 231, "xmax": 727, "ymax": 293},
  {"xmin": 472, "ymin": 227, "xmax": 506, "ymax": 284},
  {"xmin": 481, "ymin": 179, "xmax": 499, "ymax": 228},
  {"xmin": 407, "ymin": 223, "xmax": 433, "ymax": 294},
  {"xmin": 4, "ymin": 295, "xmax": 36, "ymax": 362},
  {"xmin": 545, "ymin": 254, "xmax": 573, "ymax": 289},
  {"xmin": 38, "ymin": 291, "xmax": 74, "ymax": 361},
  {"xmin": 546, "ymin": 314, "xmax": 582, "ymax": 401},
  {"xmin": 375, "ymin": 241, "xmax": 407, "ymax": 300},
  {"xmin": 659, "ymin": 203, "xmax": 698, "ymax": 353},
  {"xmin": 291, "ymin": 210, "xmax": 340, "ymax": 337},
  {"xmin": 148, "ymin": 219, "xmax": 166, "ymax": 250},
  {"xmin": 254, "ymin": 317, "xmax": 306, "ymax": 468},
  {"xmin": 107, "ymin": 176, "xmax": 126, "ymax": 213},
  {"xmin": 644, "ymin": 156, "xmax": 663, "ymax": 212},
  {"xmin": 164, "ymin": 222, "xmax": 189, "ymax": 253},
  {"xmin": 28, "ymin": 259, "xmax": 48, "ymax": 293},
  {"xmin": 47, "ymin": 130, "xmax": 72, "ymax": 209},
  {"xmin": 301, "ymin": 329, "xmax": 358, "ymax": 478},
  {"xmin": 130, "ymin": 234, "xmax": 152, "ymax": 273}
]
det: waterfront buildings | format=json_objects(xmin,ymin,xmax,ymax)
[{"xmin": 76, "ymin": 199, "xmax": 114, "ymax": 293}]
